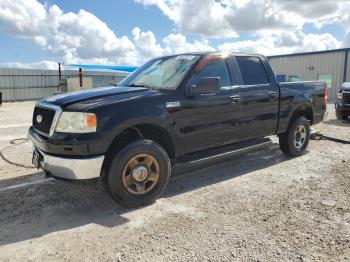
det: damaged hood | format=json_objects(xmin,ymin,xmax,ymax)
[{"xmin": 42, "ymin": 86, "xmax": 149, "ymax": 107}]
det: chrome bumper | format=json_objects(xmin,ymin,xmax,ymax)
[{"xmin": 35, "ymin": 147, "xmax": 104, "ymax": 180}]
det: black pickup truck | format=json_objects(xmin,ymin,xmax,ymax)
[
  {"xmin": 335, "ymin": 82, "xmax": 350, "ymax": 120},
  {"xmin": 28, "ymin": 52, "xmax": 327, "ymax": 207}
]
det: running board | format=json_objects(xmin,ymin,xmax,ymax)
[{"xmin": 174, "ymin": 137, "xmax": 272, "ymax": 167}]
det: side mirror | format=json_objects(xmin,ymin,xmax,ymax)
[{"xmin": 188, "ymin": 77, "xmax": 220, "ymax": 96}]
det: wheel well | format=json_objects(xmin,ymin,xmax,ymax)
[
  {"xmin": 133, "ymin": 124, "xmax": 175, "ymax": 158},
  {"xmin": 102, "ymin": 124, "xmax": 175, "ymax": 175},
  {"xmin": 289, "ymin": 104, "xmax": 313, "ymax": 127}
]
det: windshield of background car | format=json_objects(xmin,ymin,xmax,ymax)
[{"xmin": 119, "ymin": 55, "xmax": 200, "ymax": 90}]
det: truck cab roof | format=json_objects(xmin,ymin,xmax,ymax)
[{"xmin": 155, "ymin": 51, "xmax": 264, "ymax": 59}]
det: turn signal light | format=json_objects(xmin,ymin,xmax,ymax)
[{"xmin": 87, "ymin": 114, "xmax": 97, "ymax": 128}]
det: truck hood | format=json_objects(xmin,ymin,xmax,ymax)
[
  {"xmin": 42, "ymin": 86, "xmax": 149, "ymax": 107},
  {"xmin": 340, "ymin": 83, "xmax": 350, "ymax": 91}
]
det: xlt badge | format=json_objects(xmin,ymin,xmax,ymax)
[{"xmin": 166, "ymin": 101, "xmax": 180, "ymax": 109}]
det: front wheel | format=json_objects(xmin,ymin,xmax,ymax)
[
  {"xmin": 105, "ymin": 139, "xmax": 171, "ymax": 207},
  {"xmin": 279, "ymin": 116, "xmax": 310, "ymax": 157}
]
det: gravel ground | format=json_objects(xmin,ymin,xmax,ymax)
[{"xmin": 0, "ymin": 102, "xmax": 349, "ymax": 261}]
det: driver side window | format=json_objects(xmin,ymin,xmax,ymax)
[{"xmin": 196, "ymin": 59, "xmax": 232, "ymax": 87}]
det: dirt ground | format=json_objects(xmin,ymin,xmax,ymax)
[{"xmin": 0, "ymin": 102, "xmax": 349, "ymax": 261}]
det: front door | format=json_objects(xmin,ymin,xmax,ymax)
[{"xmin": 180, "ymin": 57, "xmax": 241, "ymax": 153}]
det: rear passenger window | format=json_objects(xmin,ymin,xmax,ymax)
[
  {"xmin": 236, "ymin": 56, "xmax": 268, "ymax": 85},
  {"xmin": 196, "ymin": 59, "xmax": 231, "ymax": 87}
]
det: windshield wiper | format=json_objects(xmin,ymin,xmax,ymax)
[
  {"xmin": 129, "ymin": 83, "xmax": 151, "ymax": 89},
  {"xmin": 129, "ymin": 83, "xmax": 161, "ymax": 91}
]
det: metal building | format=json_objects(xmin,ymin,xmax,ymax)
[{"xmin": 268, "ymin": 48, "xmax": 350, "ymax": 101}]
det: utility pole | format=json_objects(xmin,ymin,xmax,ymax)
[
  {"xmin": 58, "ymin": 62, "xmax": 62, "ymax": 92},
  {"xmin": 79, "ymin": 68, "xmax": 83, "ymax": 88}
]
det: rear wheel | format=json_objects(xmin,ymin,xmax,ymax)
[
  {"xmin": 104, "ymin": 139, "xmax": 171, "ymax": 207},
  {"xmin": 279, "ymin": 116, "xmax": 310, "ymax": 157}
]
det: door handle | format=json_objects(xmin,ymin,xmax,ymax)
[
  {"xmin": 230, "ymin": 95, "xmax": 240, "ymax": 103},
  {"xmin": 268, "ymin": 91, "xmax": 278, "ymax": 98}
]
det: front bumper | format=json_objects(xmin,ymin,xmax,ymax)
[
  {"xmin": 34, "ymin": 148, "xmax": 104, "ymax": 180},
  {"xmin": 335, "ymin": 99, "xmax": 350, "ymax": 114},
  {"xmin": 28, "ymin": 130, "xmax": 104, "ymax": 180}
]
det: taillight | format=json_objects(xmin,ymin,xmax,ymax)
[{"xmin": 323, "ymin": 85, "xmax": 328, "ymax": 105}]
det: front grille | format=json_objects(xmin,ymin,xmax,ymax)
[
  {"xmin": 343, "ymin": 92, "xmax": 350, "ymax": 105},
  {"xmin": 33, "ymin": 106, "xmax": 56, "ymax": 135}
]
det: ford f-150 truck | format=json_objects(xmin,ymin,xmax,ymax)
[
  {"xmin": 28, "ymin": 52, "xmax": 328, "ymax": 207},
  {"xmin": 335, "ymin": 82, "xmax": 350, "ymax": 120}
]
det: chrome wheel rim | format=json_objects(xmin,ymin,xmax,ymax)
[
  {"xmin": 294, "ymin": 125, "xmax": 307, "ymax": 149},
  {"xmin": 122, "ymin": 154, "xmax": 160, "ymax": 195}
]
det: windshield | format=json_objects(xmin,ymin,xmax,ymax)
[{"xmin": 120, "ymin": 55, "xmax": 200, "ymax": 90}]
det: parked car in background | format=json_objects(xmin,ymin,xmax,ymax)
[
  {"xmin": 28, "ymin": 52, "xmax": 328, "ymax": 207},
  {"xmin": 335, "ymin": 82, "xmax": 350, "ymax": 120}
]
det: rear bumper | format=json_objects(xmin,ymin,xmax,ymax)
[
  {"xmin": 313, "ymin": 110, "xmax": 328, "ymax": 125},
  {"xmin": 28, "ymin": 130, "xmax": 104, "ymax": 180}
]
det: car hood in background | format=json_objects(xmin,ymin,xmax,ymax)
[
  {"xmin": 341, "ymin": 83, "xmax": 350, "ymax": 91},
  {"xmin": 42, "ymin": 86, "xmax": 149, "ymax": 107}
]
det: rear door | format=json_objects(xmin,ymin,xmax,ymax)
[
  {"xmin": 233, "ymin": 55, "xmax": 279, "ymax": 139},
  {"xmin": 180, "ymin": 56, "xmax": 241, "ymax": 153}
]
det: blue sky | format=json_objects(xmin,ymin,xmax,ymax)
[{"xmin": 0, "ymin": 0, "xmax": 349, "ymax": 69}]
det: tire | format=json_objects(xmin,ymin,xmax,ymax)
[
  {"xmin": 104, "ymin": 139, "xmax": 171, "ymax": 207},
  {"xmin": 279, "ymin": 116, "xmax": 310, "ymax": 157}
]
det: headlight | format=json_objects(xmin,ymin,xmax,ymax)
[
  {"xmin": 336, "ymin": 92, "xmax": 343, "ymax": 100},
  {"xmin": 55, "ymin": 112, "xmax": 97, "ymax": 133}
]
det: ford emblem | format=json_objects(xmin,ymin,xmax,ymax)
[{"xmin": 36, "ymin": 114, "xmax": 43, "ymax": 123}]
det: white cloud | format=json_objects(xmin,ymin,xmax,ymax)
[
  {"xmin": 135, "ymin": 0, "xmax": 180, "ymax": 21},
  {"xmin": 0, "ymin": 0, "xmax": 46, "ymax": 36},
  {"xmin": 135, "ymin": 0, "xmax": 236, "ymax": 38},
  {"xmin": 163, "ymin": 33, "xmax": 215, "ymax": 53},
  {"xmin": 132, "ymin": 28, "xmax": 215, "ymax": 61},
  {"xmin": 135, "ymin": 0, "xmax": 350, "ymax": 38},
  {"xmin": 218, "ymin": 31, "xmax": 341, "ymax": 56},
  {"xmin": 135, "ymin": 0, "xmax": 348, "ymax": 58},
  {"xmin": 132, "ymin": 27, "xmax": 169, "ymax": 60},
  {"xmin": 0, "ymin": 60, "xmax": 59, "ymax": 70},
  {"xmin": 223, "ymin": 0, "xmax": 302, "ymax": 33},
  {"xmin": 176, "ymin": 0, "xmax": 237, "ymax": 38},
  {"xmin": 328, "ymin": 2, "xmax": 350, "ymax": 47}
]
